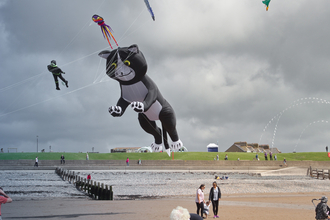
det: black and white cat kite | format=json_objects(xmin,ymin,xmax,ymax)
[{"xmin": 98, "ymin": 44, "xmax": 183, "ymax": 156}]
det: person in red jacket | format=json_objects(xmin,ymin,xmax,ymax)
[{"xmin": 0, "ymin": 187, "xmax": 12, "ymax": 220}]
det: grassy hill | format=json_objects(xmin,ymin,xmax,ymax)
[{"xmin": 0, "ymin": 152, "xmax": 329, "ymax": 161}]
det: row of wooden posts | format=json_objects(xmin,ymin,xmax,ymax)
[
  {"xmin": 55, "ymin": 167, "xmax": 113, "ymax": 200},
  {"xmin": 307, "ymin": 166, "xmax": 330, "ymax": 179}
]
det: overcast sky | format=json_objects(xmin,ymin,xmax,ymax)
[{"xmin": 1, "ymin": 0, "xmax": 330, "ymax": 154}]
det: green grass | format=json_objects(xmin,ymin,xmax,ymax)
[{"xmin": 0, "ymin": 152, "xmax": 329, "ymax": 161}]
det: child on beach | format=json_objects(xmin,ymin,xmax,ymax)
[{"xmin": 203, "ymin": 201, "xmax": 211, "ymax": 219}]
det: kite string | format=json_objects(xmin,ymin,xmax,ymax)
[
  {"xmin": 0, "ymin": 81, "xmax": 104, "ymax": 118},
  {"xmin": 0, "ymin": 73, "xmax": 44, "ymax": 92},
  {"xmin": 56, "ymin": 0, "xmax": 107, "ymax": 59},
  {"xmin": 293, "ymin": 120, "xmax": 329, "ymax": 152},
  {"xmin": 1, "ymin": 74, "xmax": 46, "ymax": 113},
  {"xmin": 117, "ymin": 7, "xmax": 146, "ymax": 43},
  {"xmin": 55, "ymin": 20, "xmax": 91, "ymax": 60},
  {"xmin": 93, "ymin": 57, "xmax": 103, "ymax": 83}
]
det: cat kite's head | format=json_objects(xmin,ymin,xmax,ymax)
[{"xmin": 98, "ymin": 44, "xmax": 147, "ymax": 85}]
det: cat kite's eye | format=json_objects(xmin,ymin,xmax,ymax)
[
  {"xmin": 107, "ymin": 63, "xmax": 117, "ymax": 73},
  {"xmin": 111, "ymin": 63, "xmax": 117, "ymax": 69},
  {"xmin": 124, "ymin": 60, "xmax": 130, "ymax": 66}
]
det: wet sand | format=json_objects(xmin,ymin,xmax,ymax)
[{"xmin": 2, "ymin": 192, "xmax": 326, "ymax": 220}]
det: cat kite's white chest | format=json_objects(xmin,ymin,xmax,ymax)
[{"xmin": 121, "ymin": 81, "xmax": 162, "ymax": 121}]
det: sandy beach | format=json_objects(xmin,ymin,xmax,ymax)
[
  {"xmin": 1, "ymin": 168, "xmax": 329, "ymax": 219},
  {"xmin": 2, "ymin": 192, "xmax": 327, "ymax": 220}
]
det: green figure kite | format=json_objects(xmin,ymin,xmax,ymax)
[{"xmin": 262, "ymin": 0, "xmax": 271, "ymax": 11}]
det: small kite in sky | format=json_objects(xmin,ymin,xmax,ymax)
[
  {"xmin": 144, "ymin": 0, "xmax": 155, "ymax": 21},
  {"xmin": 262, "ymin": 0, "xmax": 271, "ymax": 11},
  {"xmin": 92, "ymin": 14, "xmax": 118, "ymax": 49}
]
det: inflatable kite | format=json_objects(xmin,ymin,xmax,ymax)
[
  {"xmin": 144, "ymin": 0, "xmax": 155, "ymax": 21},
  {"xmin": 98, "ymin": 44, "xmax": 183, "ymax": 156},
  {"xmin": 262, "ymin": 0, "xmax": 271, "ymax": 11},
  {"xmin": 92, "ymin": 14, "xmax": 118, "ymax": 49},
  {"xmin": 47, "ymin": 60, "xmax": 68, "ymax": 90}
]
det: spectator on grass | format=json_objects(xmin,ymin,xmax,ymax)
[
  {"xmin": 34, "ymin": 157, "xmax": 38, "ymax": 167},
  {"xmin": 224, "ymin": 154, "xmax": 228, "ymax": 160},
  {"xmin": 126, "ymin": 157, "xmax": 129, "ymax": 166},
  {"xmin": 60, "ymin": 155, "xmax": 65, "ymax": 164}
]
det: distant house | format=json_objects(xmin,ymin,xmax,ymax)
[
  {"xmin": 111, "ymin": 147, "xmax": 140, "ymax": 153},
  {"xmin": 225, "ymin": 142, "xmax": 281, "ymax": 153}
]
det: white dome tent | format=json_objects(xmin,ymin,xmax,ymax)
[{"xmin": 207, "ymin": 143, "xmax": 219, "ymax": 152}]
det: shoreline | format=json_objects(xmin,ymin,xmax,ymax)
[{"xmin": 3, "ymin": 192, "xmax": 328, "ymax": 220}]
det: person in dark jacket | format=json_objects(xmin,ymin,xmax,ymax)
[
  {"xmin": 47, "ymin": 60, "xmax": 68, "ymax": 90},
  {"xmin": 60, "ymin": 155, "xmax": 65, "ymax": 164},
  {"xmin": 315, "ymin": 196, "xmax": 330, "ymax": 220},
  {"xmin": 209, "ymin": 181, "xmax": 221, "ymax": 218}
]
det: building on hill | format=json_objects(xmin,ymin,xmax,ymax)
[
  {"xmin": 111, "ymin": 147, "xmax": 140, "ymax": 153},
  {"xmin": 207, "ymin": 143, "xmax": 219, "ymax": 152},
  {"xmin": 225, "ymin": 142, "xmax": 281, "ymax": 153}
]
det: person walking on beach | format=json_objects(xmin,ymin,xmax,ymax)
[
  {"xmin": 87, "ymin": 174, "xmax": 91, "ymax": 181},
  {"xmin": 60, "ymin": 155, "xmax": 65, "ymax": 164},
  {"xmin": 209, "ymin": 181, "xmax": 221, "ymax": 218},
  {"xmin": 0, "ymin": 187, "xmax": 12, "ymax": 220},
  {"xmin": 34, "ymin": 157, "xmax": 38, "ymax": 167},
  {"xmin": 126, "ymin": 157, "xmax": 129, "ymax": 166},
  {"xmin": 195, "ymin": 184, "xmax": 205, "ymax": 218},
  {"xmin": 315, "ymin": 196, "xmax": 330, "ymax": 220}
]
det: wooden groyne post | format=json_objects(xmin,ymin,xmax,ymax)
[
  {"xmin": 308, "ymin": 166, "xmax": 330, "ymax": 180},
  {"xmin": 55, "ymin": 167, "xmax": 113, "ymax": 200}
]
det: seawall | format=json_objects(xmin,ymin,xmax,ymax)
[{"xmin": 0, "ymin": 159, "xmax": 330, "ymax": 170}]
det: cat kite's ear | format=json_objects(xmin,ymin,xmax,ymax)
[
  {"xmin": 128, "ymin": 44, "xmax": 139, "ymax": 54},
  {"xmin": 98, "ymin": 50, "xmax": 112, "ymax": 59}
]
